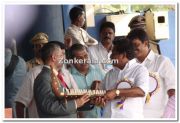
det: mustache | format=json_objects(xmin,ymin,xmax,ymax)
[{"xmin": 103, "ymin": 37, "xmax": 111, "ymax": 40}]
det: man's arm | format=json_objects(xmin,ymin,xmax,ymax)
[
  {"xmin": 168, "ymin": 89, "xmax": 175, "ymax": 98},
  {"xmin": 65, "ymin": 28, "xmax": 84, "ymax": 45},
  {"xmin": 105, "ymin": 66, "xmax": 149, "ymax": 101},
  {"xmin": 34, "ymin": 76, "xmax": 76, "ymax": 116},
  {"xmin": 159, "ymin": 57, "xmax": 175, "ymax": 98},
  {"xmin": 34, "ymin": 74, "xmax": 89, "ymax": 117},
  {"xmin": 105, "ymin": 87, "xmax": 145, "ymax": 101},
  {"xmin": 14, "ymin": 72, "xmax": 34, "ymax": 118},
  {"xmin": 85, "ymin": 31, "xmax": 98, "ymax": 46}
]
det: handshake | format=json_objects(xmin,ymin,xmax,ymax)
[
  {"xmin": 75, "ymin": 80, "xmax": 106, "ymax": 108},
  {"xmin": 75, "ymin": 81, "xmax": 117, "ymax": 108}
]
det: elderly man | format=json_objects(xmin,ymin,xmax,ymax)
[
  {"xmin": 15, "ymin": 41, "xmax": 78, "ymax": 118},
  {"xmin": 33, "ymin": 43, "xmax": 91, "ymax": 118},
  {"xmin": 69, "ymin": 43, "xmax": 105, "ymax": 118},
  {"xmin": 26, "ymin": 32, "xmax": 48, "ymax": 71}
]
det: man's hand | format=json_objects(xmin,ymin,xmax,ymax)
[
  {"xmin": 91, "ymin": 80, "xmax": 101, "ymax": 90},
  {"xmin": 92, "ymin": 97, "xmax": 107, "ymax": 107},
  {"xmin": 104, "ymin": 89, "xmax": 116, "ymax": 101},
  {"xmin": 64, "ymin": 36, "xmax": 72, "ymax": 49},
  {"xmin": 75, "ymin": 93, "xmax": 90, "ymax": 108},
  {"xmin": 168, "ymin": 89, "xmax": 175, "ymax": 98}
]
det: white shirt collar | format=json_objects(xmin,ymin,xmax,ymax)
[
  {"xmin": 44, "ymin": 65, "xmax": 50, "ymax": 69},
  {"xmin": 98, "ymin": 43, "xmax": 106, "ymax": 51},
  {"xmin": 71, "ymin": 24, "xmax": 81, "ymax": 31},
  {"xmin": 141, "ymin": 50, "xmax": 155, "ymax": 64},
  {"xmin": 98, "ymin": 43, "xmax": 112, "ymax": 53},
  {"xmin": 123, "ymin": 59, "xmax": 136, "ymax": 71},
  {"xmin": 112, "ymin": 59, "xmax": 136, "ymax": 72},
  {"xmin": 112, "ymin": 66, "xmax": 121, "ymax": 72},
  {"xmin": 98, "ymin": 43, "xmax": 112, "ymax": 59},
  {"xmin": 135, "ymin": 50, "xmax": 155, "ymax": 64},
  {"xmin": 44, "ymin": 65, "xmax": 66, "ymax": 76},
  {"xmin": 146, "ymin": 50, "xmax": 155, "ymax": 61}
]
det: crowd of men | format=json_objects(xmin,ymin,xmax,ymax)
[{"xmin": 5, "ymin": 6, "xmax": 175, "ymax": 119}]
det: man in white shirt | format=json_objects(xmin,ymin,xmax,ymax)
[
  {"xmin": 88, "ymin": 22, "xmax": 115, "ymax": 73},
  {"xmin": 101, "ymin": 38, "xmax": 149, "ymax": 118},
  {"xmin": 64, "ymin": 6, "xmax": 98, "ymax": 48},
  {"xmin": 15, "ymin": 65, "xmax": 43, "ymax": 118},
  {"xmin": 15, "ymin": 41, "xmax": 78, "ymax": 118},
  {"xmin": 127, "ymin": 28, "xmax": 175, "ymax": 118}
]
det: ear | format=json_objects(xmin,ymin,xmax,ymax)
[
  {"xmin": 51, "ymin": 54, "xmax": 56, "ymax": 62},
  {"xmin": 144, "ymin": 40, "xmax": 149, "ymax": 47},
  {"xmin": 77, "ymin": 16, "xmax": 81, "ymax": 22},
  {"xmin": 122, "ymin": 52, "xmax": 127, "ymax": 59}
]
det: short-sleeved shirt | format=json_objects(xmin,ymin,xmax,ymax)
[
  {"xmin": 15, "ymin": 65, "xmax": 43, "ymax": 118},
  {"xmin": 69, "ymin": 64, "xmax": 105, "ymax": 118},
  {"xmin": 102, "ymin": 59, "xmax": 149, "ymax": 118},
  {"xmin": 139, "ymin": 50, "xmax": 175, "ymax": 118},
  {"xmin": 65, "ymin": 24, "xmax": 98, "ymax": 47}
]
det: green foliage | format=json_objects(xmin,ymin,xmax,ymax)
[
  {"xmin": 94, "ymin": 4, "xmax": 175, "ymax": 14},
  {"xmin": 131, "ymin": 5, "xmax": 175, "ymax": 12}
]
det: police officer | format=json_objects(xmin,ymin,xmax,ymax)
[{"xmin": 26, "ymin": 32, "xmax": 48, "ymax": 71}]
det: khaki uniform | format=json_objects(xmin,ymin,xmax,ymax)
[
  {"xmin": 26, "ymin": 32, "xmax": 48, "ymax": 71},
  {"xmin": 26, "ymin": 57, "xmax": 43, "ymax": 71}
]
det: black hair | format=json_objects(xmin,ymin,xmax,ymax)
[
  {"xmin": 127, "ymin": 28, "xmax": 149, "ymax": 44},
  {"xmin": 69, "ymin": 7, "xmax": 84, "ymax": 22},
  {"xmin": 113, "ymin": 38, "xmax": 134, "ymax": 60},
  {"xmin": 99, "ymin": 21, "xmax": 115, "ymax": 33},
  {"xmin": 49, "ymin": 41, "xmax": 65, "ymax": 50},
  {"xmin": 69, "ymin": 43, "xmax": 86, "ymax": 59},
  {"xmin": 41, "ymin": 43, "xmax": 60, "ymax": 63}
]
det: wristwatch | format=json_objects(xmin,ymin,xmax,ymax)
[{"xmin": 115, "ymin": 89, "xmax": 120, "ymax": 96}]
